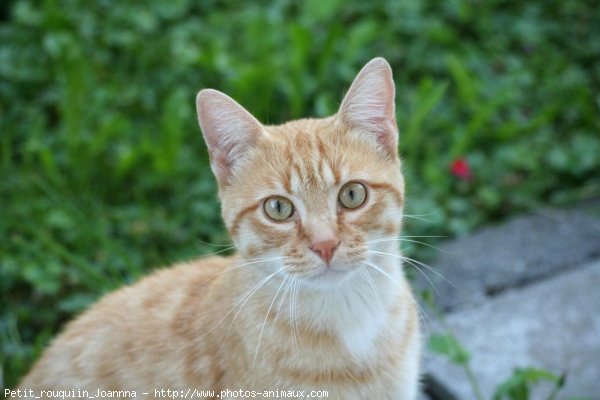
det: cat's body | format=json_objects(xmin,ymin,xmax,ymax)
[
  {"xmin": 17, "ymin": 58, "xmax": 421, "ymax": 399},
  {"xmin": 20, "ymin": 253, "xmax": 418, "ymax": 399}
]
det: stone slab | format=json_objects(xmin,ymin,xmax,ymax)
[
  {"xmin": 424, "ymin": 259, "xmax": 600, "ymax": 399},
  {"xmin": 414, "ymin": 205, "xmax": 600, "ymax": 312}
]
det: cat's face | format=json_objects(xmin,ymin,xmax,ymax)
[{"xmin": 197, "ymin": 58, "xmax": 403, "ymax": 287}]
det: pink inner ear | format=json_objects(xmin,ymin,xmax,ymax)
[
  {"xmin": 196, "ymin": 89, "xmax": 264, "ymax": 185},
  {"xmin": 376, "ymin": 118, "xmax": 398, "ymax": 155},
  {"xmin": 209, "ymin": 148, "xmax": 234, "ymax": 184},
  {"xmin": 338, "ymin": 58, "xmax": 399, "ymax": 158}
]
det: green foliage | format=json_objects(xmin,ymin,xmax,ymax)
[
  {"xmin": 428, "ymin": 327, "xmax": 575, "ymax": 400},
  {"xmin": 1, "ymin": 0, "xmax": 599, "ymax": 390},
  {"xmin": 494, "ymin": 368, "xmax": 563, "ymax": 400},
  {"xmin": 427, "ymin": 330, "xmax": 485, "ymax": 400},
  {"xmin": 428, "ymin": 334, "xmax": 470, "ymax": 365}
]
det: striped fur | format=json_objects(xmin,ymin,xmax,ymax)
[{"xmin": 17, "ymin": 58, "xmax": 421, "ymax": 399}]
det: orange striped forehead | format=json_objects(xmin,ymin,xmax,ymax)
[
  {"xmin": 256, "ymin": 118, "xmax": 400, "ymax": 192},
  {"xmin": 220, "ymin": 116, "xmax": 404, "ymax": 251}
]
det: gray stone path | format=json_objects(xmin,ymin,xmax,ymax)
[
  {"xmin": 425, "ymin": 259, "xmax": 600, "ymax": 399},
  {"xmin": 419, "ymin": 206, "xmax": 600, "ymax": 312},
  {"xmin": 415, "ymin": 201, "xmax": 600, "ymax": 399}
]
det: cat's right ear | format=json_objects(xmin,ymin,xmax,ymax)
[{"xmin": 196, "ymin": 89, "xmax": 264, "ymax": 185}]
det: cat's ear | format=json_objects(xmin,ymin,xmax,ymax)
[
  {"xmin": 338, "ymin": 57, "xmax": 398, "ymax": 158},
  {"xmin": 196, "ymin": 89, "xmax": 264, "ymax": 185}
]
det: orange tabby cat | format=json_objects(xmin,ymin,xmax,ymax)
[{"xmin": 15, "ymin": 58, "xmax": 420, "ymax": 399}]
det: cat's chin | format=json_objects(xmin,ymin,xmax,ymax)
[{"xmin": 302, "ymin": 265, "xmax": 357, "ymax": 287}]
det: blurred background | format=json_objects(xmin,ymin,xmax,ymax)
[{"xmin": 1, "ymin": 0, "xmax": 599, "ymax": 394}]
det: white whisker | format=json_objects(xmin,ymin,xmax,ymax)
[
  {"xmin": 368, "ymin": 250, "xmax": 455, "ymax": 288},
  {"xmin": 399, "ymin": 257, "xmax": 440, "ymax": 296},
  {"xmin": 403, "ymin": 214, "xmax": 434, "ymax": 223},
  {"xmin": 220, "ymin": 266, "xmax": 288, "ymax": 347},
  {"xmin": 367, "ymin": 251, "xmax": 437, "ymax": 293},
  {"xmin": 196, "ymin": 256, "xmax": 290, "ymax": 290},
  {"xmin": 200, "ymin": 257, "xmax": 290, "ymax": 339},
  {"xmin": 406, "ymin": 288, "xmax": 434, "ymax": 338},
  {"xmin": 253, "ymin": 274, "xmax": 289, "ymax": 368},
  {"xmin": 399, "ymin": 238, "xmax": 449, "ymax": 253},
  {"xmin": 368, "ymin": 250, "xmax": 442, "ymax": 295},
  {"xmin": 401, "ymin": 255, "xmax": 456, "ymax": 288},
  {"xmin": 366, "ymin": 237, "xmax": 449, "ymax": 253},
  {"xmin": 274, "ymin": 276, "xmax": 293, "ymax": 327},
  {"xmin": 359, "ymin": 265, "xmax": 385, "ymax": 313},
  {"xmin": 364, "ymin": 256, "xmax": 435, "ymax": 339},
  {"xmin": 196, "ymin": 239, "xmax": 235, "ymax": 248},
  {"xmin": 361, "ymin": 260, "xmax": 399, "ymax": 286},
  {"xmin": 196, "ymin": 246, "xmax": 236, "ymax": 257},
  {"xmin": 289, "ymin": 277, "xmax": 299, "ymax": 354},
  {"xmin": 402, "ymin": 209, "xmax": 441, "ymax": 223},
  {"xmin": 293, "ymin": 278, "xmax": 300, "ymax": 353},
  {"xmin": 365, "ymin": 235, "xmax": 446, "ymax": 245}
]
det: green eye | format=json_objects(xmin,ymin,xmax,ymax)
[
  {"xmin": 263, "ymin": 196, "xmax": 294, "ymax": 221},
  {"xmin": 339, "ymin": 182, "xmax": 367, "ymax": 209}
]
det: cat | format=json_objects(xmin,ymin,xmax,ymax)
[{"xmin": 15, "ymin": 57, "xmax": 421, "ymax": 399}]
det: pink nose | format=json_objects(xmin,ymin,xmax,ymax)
[{"xmin": 310, "ymin": 239, "xmax": 340, "ymax": 264}]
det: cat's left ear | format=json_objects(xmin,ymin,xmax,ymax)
[{"xmin": 338, "ymin": 57, "xmax": 398, "ymax": 159}]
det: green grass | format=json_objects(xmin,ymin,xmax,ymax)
[{"xmin": 1, "ymin": 0, "xmax": 599, "ymax": 390}]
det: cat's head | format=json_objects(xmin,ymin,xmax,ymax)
[{"xmin": 196, "ymin": 58, "xmax": 404, "ymax": 287}]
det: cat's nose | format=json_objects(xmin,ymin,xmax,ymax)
[{"xmin": 310, "ymin": 239, "xmax": 340, "ymax": 264}]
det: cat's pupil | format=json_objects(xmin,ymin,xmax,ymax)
[
  {"xmin": 276, "ymin": 200, "xmax": 281, "ymax": 213},
  {"xmin": 349, "ymin": 190, "xmax": 355, "ymax": 200}
]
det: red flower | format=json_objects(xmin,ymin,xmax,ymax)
[{"xmin": 450, "ymin": 158, "xmax": 472, "ymax": 180}]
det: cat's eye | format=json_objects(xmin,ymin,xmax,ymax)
[
  {"xmin": 263, "ymin": 196, "xmax": 294, "ymax": 221},
  {"xmin": 338, "ymin": 181, "xmax": 367, "ymax": 209}
]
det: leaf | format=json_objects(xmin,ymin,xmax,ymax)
[
  {"xmin": 345, "ymin": 19, "xmax": 379, "ymax": 57},
  {"xmin": 447, "ymin": 53, "xmax": 477, "ymax": 106},
  {"xmin": 302, "ymin": 0, "xmax": 345, "ymax": 22},
  {"xmin": 404, "ymin": 79, "xmax": 448, "ymax": 160},
  {"xmin": 427, "ymin": 334, "xmax": 470, "ymax": 365},
  {"xmin": 493, "ymin": 367, "xmax": 561, "ymax": 400}
]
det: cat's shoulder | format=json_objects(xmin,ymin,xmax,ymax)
[
  {"xmin": 140, "ymin": 253, "xmax": 241, "ymax": 284},
  {"xmin": 74, "ymin": 254, "xmax": 240, "ymax": 318},
  {"xmin": 120, "ymin": 253, "xmax": 241, "ymax": 296}
]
